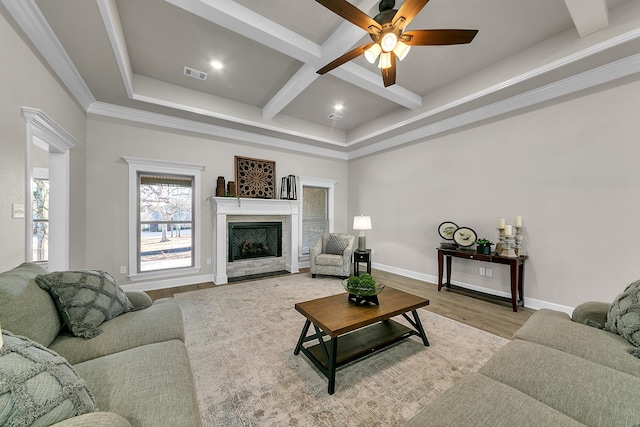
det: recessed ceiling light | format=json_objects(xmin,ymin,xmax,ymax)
[
  {"xmin": 334, "ymin": 104, "xmax": 344, "ymax": 111},
  {"xmin": 210, "ymin": 60, "xmax": 223, "ymax": 70}
]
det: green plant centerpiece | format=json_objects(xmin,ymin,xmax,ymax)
[
  {"xmin": 342, "ymin": 273, "xmax": 384, "ymax": 306},
  {"xmin": 475, "ymin": 238, "xmax": 493, "ymax": 255}
]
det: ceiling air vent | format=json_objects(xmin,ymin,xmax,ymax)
[
  {"xmin": 327, "ymin": 112, "xmax": 343, "ymax": 121},
  {"xmin": 184, "ymin": 66, "xmax": 207, "ymax": 81}
]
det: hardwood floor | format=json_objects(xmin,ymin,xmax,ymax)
[{"xmin": 146, "ymin": 268, "xmax": 535, "ymax": 339}]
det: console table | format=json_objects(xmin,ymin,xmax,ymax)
[{"xmin": 437, "ymin": 248, "xmax": 528, "ymax": 312}]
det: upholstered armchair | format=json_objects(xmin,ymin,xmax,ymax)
[{"xmin": 309, "ymin": 233, "xmax": 355, "ymax": 278}]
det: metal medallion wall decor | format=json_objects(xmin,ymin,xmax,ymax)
[{"xmin": 235, "ymin": 156, "xmax": 276, "ymax": 199}]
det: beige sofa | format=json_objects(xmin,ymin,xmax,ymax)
[
  {"xmin": 405, "ymin": 304, "xmax": 640, "ymax": 426},
  {"xmin": 0, "ymin": 263, "xmax": 202, "ymax": 426}
]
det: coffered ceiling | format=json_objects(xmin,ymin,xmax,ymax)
[{"xmin": 3, "ymin": 0, "xmax": 640, "ymax": 159}]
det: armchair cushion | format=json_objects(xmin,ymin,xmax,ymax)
[{"xmin": 325, "ymin": 234, "xmax": 349, "ymax": 255}]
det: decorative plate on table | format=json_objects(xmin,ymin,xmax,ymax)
[
  {"xmin": 453, "ymin": 227, "xmax": 477, "ymax": 247},
  {"xmin": 438, "ymin": 221, "xmax": 458, "ymax": 240}
]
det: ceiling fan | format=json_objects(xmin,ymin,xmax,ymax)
[{"xmin": 316, "ymin": 0, "xmax": 478, "ymax": 87}]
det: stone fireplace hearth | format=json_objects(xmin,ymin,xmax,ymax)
[{"xmin": 211, "ymin": 197, "xmax": 301, "ymax": 284}]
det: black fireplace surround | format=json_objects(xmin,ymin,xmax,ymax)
[{"xmin": 228, "ymin": 222, "xmax": 282, "ymax": 262}]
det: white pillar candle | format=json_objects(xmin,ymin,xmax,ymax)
[
  {"xmin": 514, "ymin": 216, "xmax": 522, "ymax": 227},
  {"xmin": 498, "ymin": 218, "xmax": 505, "ymax": 229},
  {"xmin": 504, "ymin": 225, "xmax": 513, "ymax": 236}
]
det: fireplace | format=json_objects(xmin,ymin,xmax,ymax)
[
  {"xmin": 228, "ymin": 222, "xmax": 282, "ymax": 262},
  {"xmin": 211, "ymin": 197, "xmax": 301, "ymax": 284}
]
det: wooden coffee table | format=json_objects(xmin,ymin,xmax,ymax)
[{"xmin": 294, "ymin": 287, "xmax": 430, "ymax": 394}]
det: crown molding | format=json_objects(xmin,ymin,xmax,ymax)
[
  {"xmin": 88, "ymin": 102, "xmax": 349, "ymax": 160},
  {"xmin": 2, "ymin": 0, "xmax": 95, "ymax": 109},
  {"xmin": 347, "ymin": 26, "xmax": 640, "ymax": 147},
  {"xmin": 348, "ymin": 51, "xmax": 640, "ymax": 159}
]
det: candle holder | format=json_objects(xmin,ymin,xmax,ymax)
[
  {"xmin": 515, "ymin": 226, "xmax": 527, "ymax": 257},
  {"xmin": 495, "ymin": 228, "xmax": 505, "ymax": 255},
  {"xmin": 501, "ymin": 233, "xmax": 517, "ymax": 258}
]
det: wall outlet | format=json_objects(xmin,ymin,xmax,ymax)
[
  {"xmin": 206, "ymin": 258, "xmax": 212, "ymax": 265},
  {"xmin": 486, "ymin": 268, "xmax": 492, "ymax": 277},
  {"xmin": 479, "ymin": 267, "xmax": 485, "ymax": 276},
  {"xmin": 119, "ymin": 266, "xmax": 126, "ymax": 274}
]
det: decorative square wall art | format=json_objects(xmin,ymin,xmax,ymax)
[{"xmin": 235, "ymin": 156, "xmax": 276, "ymax": 199}]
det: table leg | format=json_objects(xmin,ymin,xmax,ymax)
[
  {"xmin": 437, "ymin": 251, "xmax": 444, "ymax": 291},
  {"xmin": 328, "ymin": 336, "xmax": 338, "ymax": 395},
  {"xmin": 518, "ymin": 261, "xmax": 525, "ymax": 307},
  {"xmin": 445, "ymin": 256, "xmax": 452, "ymax": 288},
  {"xmin": 402, "ymin": 310, "xmax": 430, "ymax": 346},
  {"xmin": 294, "ymin": 319, "xmax": 311, "ymax": 355},
  {"xmin": 510, "ymin": 261, "xmax": 519, "ymax": 312}
]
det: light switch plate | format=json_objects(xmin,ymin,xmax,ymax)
[{"xmin": 12, "ymin": 204, "xmax": 25, "ymax": 219}]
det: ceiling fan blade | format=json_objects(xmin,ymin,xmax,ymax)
[
  {"xmin": 317, "ymin": 43, "xmax": 375, "ymax": 75},
  {"xmin": 402, "ymin": 29, "xmax": 478, "ymax": 46},
  {"xmin": 316, "ymin": 0, "xmax": 382, "ymax": 33},
  {"xmin": 392, "ymin": 0, "xmax": 430, "ymax": 30},
  {"xmin": 382, "ymin": 54, "xmax": 396, "ymax": 87}
]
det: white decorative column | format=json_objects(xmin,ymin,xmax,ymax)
[
  {"xmin": 212, "ymin": 212, "xmax": 228, "ymax": 284},
  {"xmin": 210, "ymin": 197, "xmax": 301, "ymax": 284}
]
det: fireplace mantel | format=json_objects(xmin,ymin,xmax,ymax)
[{"xmin": 210, "ymin": 197, "xmax": 301, "ymax": 284}]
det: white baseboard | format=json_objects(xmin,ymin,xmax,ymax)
[
  {"xmin": 371, "ymin": 262, "xmax": 574, "ymax": 315},
  {"xmin": 121, "ymin": 274, "xmax": 213, "ymax": 292}
]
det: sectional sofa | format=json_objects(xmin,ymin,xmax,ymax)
[
  {"xmin": 405, "ymin": 301, "xmax": 640, "ymax": 426},
  {"xmin": 0, "ymin": 262, "xmax": 202, "ymax": 426}
]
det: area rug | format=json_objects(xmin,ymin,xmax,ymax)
[{"xmin": 175, "ymin": 274, "xmax": 508, "ymax": 426}]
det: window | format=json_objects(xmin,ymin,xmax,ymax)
[
  {"xmin": 32, "ymin": 176, "xmax": 49, "ymax": 262},
  {"xmin": 301, "ymin": 186, "xmax": 329, "ymax": 255},
  {"xmin": 298, "ymin": 176, "xmax": 336, "ymax": 258},
  {"xmin": 124, "ymin": 157, "xmax": 204, "ymax": 280},
  {"xmin": 138, "ymin": 174, "xmax": 193, "ymax": 272}
]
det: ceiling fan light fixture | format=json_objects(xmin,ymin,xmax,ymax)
[
  {"xmin": 378, "ymin": 52, "xmax": 392, "ymax": 69},
  {"xmin": 393, "ymin": 41, "xmax": 411, "ymax": 61},
  {"xmin": 380, "ymin": 32, "xmax": 398, "ymax": 52},
  {"xmin": 364, "ymin": 43, "xmax": 382, "ymax": 64}
]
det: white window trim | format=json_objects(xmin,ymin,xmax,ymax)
[
  {"xmin": 123, "ymin": 156, "xmax": 204, "ymax": 281},
  {"xmin": 23, "ymin": 107, "xmax": 80, "ymax": 271},
  {"xmin": 297, "ymin": 176, "xmax": 337, "ymax": 264}
]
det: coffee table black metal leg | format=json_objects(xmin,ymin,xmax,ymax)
[
  {"xmin": 402, "ymin": 310, "xmax": 430, "ymax": 346},
  {"xmin": 328, "ymin": 336, "xmax": 338, "ymax": 395},
  {"xmin": 294, "ymin": 319, "xmax": 311, "ymax": 355}
]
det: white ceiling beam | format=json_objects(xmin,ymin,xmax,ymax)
[
  {"xmin": 169, "ymin": 0, "xmax": 422, "ymax": 117},
  {"xmin": 96, "ymin": 0, "xmax": 134, "ymax": 98},
  {"xmin": 564, "ymin": 0, "xmax": 609, "ymax": 37},
  {"xmin": 165, "ymin": 0, "xmax": 322, "ymax": 63},
  {"xmin": 332, "ymin": 63, "xmax": 423, "ymax": 109},
  {"xmin": 262, "ymin": 64, "xmax": 318, "ymax": 119}
]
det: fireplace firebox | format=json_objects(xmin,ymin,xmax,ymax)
[{"xmin": 228, "ymin": 222, "xmax": 282, "ymax": 262}]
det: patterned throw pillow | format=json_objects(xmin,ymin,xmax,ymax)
[
  {"xmin": 605, "ymin": 279, "xmax": 640, "ymax": 357},
  {"xmin": 325, "ymin": 234, "xmax": 349, "ymax": 255},
  {"xmin": 0, "ymin": 331, "xmax": 96, "ymax": 425},
  {"xmin": 35, "ymin": 270, "xmax": 134, "ymax": 339}
]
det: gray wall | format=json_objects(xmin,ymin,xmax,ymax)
[
  {"xmin": 84, "ymin": 116, "xmax": 349, "ymax": 284},
  {"xmin": 0, "ymin": 9, "xmax": 86, "ymax": 272},
  {"xmin": 348, "ymin": 79, "xmax": 640, "ymax": 310}
]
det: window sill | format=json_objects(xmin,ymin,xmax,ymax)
[{"xmin": 128, "ymin": 266, "xmax": 201, "ymax": 282}]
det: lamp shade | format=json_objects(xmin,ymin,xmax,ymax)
[
  {"xmin": 353, "ymin": 215, "xmax": 372, "ymax": 230},
  {"xmin": 364, "ymin": 43, "xmax": 382, "ymax": 64}
]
